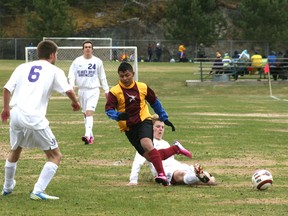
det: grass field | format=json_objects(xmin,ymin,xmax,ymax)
[{"xmin": 0, "ymin": 60, "xmax": 288, "ymax": 215}]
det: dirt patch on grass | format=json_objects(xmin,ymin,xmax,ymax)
[
  {"xmin": 189, "ymin": 112, "xmax": 288, "ymax": 118},
  {"xmin": 217, "ymin": 198, "xmax": 288, "ymax": 205},
  {"xmin": 0, "ymin": 143, "xmax": 9, "ymax": 158}
]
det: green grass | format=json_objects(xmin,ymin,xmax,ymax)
[{"xmin": 1, "ymin": 60, "xmax": 288, "ymax": 215}]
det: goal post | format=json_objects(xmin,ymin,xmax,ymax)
[
  {"xmin": 25, "ymin": 46, "xmax": 138, "ymax": 86},
  {"xmin": 42, "ymin": 37, "xmax": 113, "ymax": 47},
  {"xmin": 42, "ymin": 37, "xmax": 113, "ymax": 60}
]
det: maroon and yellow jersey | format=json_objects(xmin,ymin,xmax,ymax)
[{"xmin": 106, "ymin": 80, "xmax": 157, "ymax": 131}]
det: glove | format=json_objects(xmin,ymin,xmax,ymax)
[
  {"xmin": 164, "ymin": 120, "xmax": 175, "ymax": 131},
  {"xmin": 118, "ymin": 112, "xmax": 129, "ymax": 121}
]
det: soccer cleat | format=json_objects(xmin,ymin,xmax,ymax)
[
  {"xmin": 173, "ymin": 141, "xmax": 192, "ymax": 158},
  {"xmin": 30, "ymin": 192, "xmax": 59, "ymax": 200},
  {"xmin": 155, "ymin": 174, "xmax": 169, "ymax": 186},
  {"xmin": 194, "ymin": 163, "xmax": 209, "ymax": 183},
  {"xmin": 88, "ymin": 137, "xmax": 94, "ymax": 145},
  {"xmin": 194, "ymin": 163, "xmax": 204, "ymax": 176},
  {"xmin": 81, "ymin": 136, "xmax": 89, "ymax": 145},
  {"xmin": 1, "ymin": 180, "xmax": 16, "ymax": 196}
]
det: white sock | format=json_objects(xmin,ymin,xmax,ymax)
[
  {"xmin": 32, "ymin": 162, "xmax": 58, "ymax": 194},
  {"xmin": 4, "ymin": 159, "xmax": 17, "ymax": 190},
  {"xmin": 85, "ymin": 116, "xmax": 93, "ymax": 138},
  {"xmin": 183, "ymin": 173, "xmax": 199, "ymax": 185}
]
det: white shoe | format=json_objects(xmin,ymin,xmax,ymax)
[
  {"xmin": 30, "ymin": 192, "xmax": 59, "ymax": 200},
  {"xmin": 1, "ymin": 180, "xmax": 16, "ymax": 196}
]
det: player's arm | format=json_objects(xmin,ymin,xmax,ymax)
[
  {"xmin": 105, "ymin": 92, "xmax": 128, "ymax": 121},
  {"xmin": 1, "ymin": 88, "xmax": 11, "ymax": 123},
  {"xmin": 67, "ymin": 62, "xmax": 76, "ymax": 89},
  {"xmin": 128, "ymin": 152, "xmax": 147, "ymax": 185},
  {"xmin": 98, "ymin": 62, "xmax": 110, "ymax": 95},
  {"xmin": 65, "ymin": 89, "xmax": 80, "ymax": 111},
  {"xmin": 146, "ymin": 86, "xmax": 175, "ymax": 131}
]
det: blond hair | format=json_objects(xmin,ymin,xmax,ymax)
[{"xmin": 151, "ymin": 114, "xmax": 161, "ymax": 124}]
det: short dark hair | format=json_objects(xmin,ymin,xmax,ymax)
[
  {"xmin": 118, "ymin": 62, "xmax": 133, "ymax": 73},
  {"xmin": 37, "ymin": 40, "xmax": 58, "ymax": 59},
  {"xmin": 82, "ymin": 40, "xmax": 93, "ymax": 50}
]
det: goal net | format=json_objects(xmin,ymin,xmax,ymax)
[
  {"xmin": 43, "ymin": 37, "xmax": 113, "ymax": 61},
  {"xmin": 25, "ymin": 46, "xmax": 138, "ymax": 86}
]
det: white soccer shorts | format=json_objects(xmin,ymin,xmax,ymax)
[
  {"xmin": 78, "ymin": 88, "xmax": 100, "ymax": 112},
  {"xmin": 10, "ymin": 126, "xmax": 58, "ymax": 151}
]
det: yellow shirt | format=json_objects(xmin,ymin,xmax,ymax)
[
  {"xmin": 251, "ymin": 54, "xmax": 263, "ymax": 67},
  {"xmin": 178, "ymin": 45, "xmax": 186, "ymax": 53}
]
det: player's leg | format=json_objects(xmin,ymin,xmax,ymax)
[
  {"xmin": 141, "ymin": 139, "xmax": 169, "ymax": 186},
  {"xmin": 84, "ymin": 110, "xmax": 94, "ymax": 144},
  {"xmin": 31, "ymin": 148, "xmax": 61, "ymax": 196},
  {"xmin": 157, "ymin": 141, "xmax": 192, "ymax": 159},
  {"xmin": 170, "ymin": 164, "xmax": 199, "ymax": 185},
  {"xmin": 30, "ymin": 128, "xmax": 61, "ymax": 200},
  {"xmin": 2, "ymin": 122, "xmax": 24, "ymax": 196},
  {"xmin": 82, "ymin": 88, "xmax": 99, "ymax": 144},
  {"xmin": 126, "ymin": 120, "xmax": 169, "ymax": 186},
  {"xmin": 2, "ymin": 147, "xmax": 22, "ymax": 195}
]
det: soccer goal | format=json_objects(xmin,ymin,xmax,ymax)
[
  {"xmin": 42, "ymin": 37, "xmax": 113, "ymax": 47},
  {"xmin": 25, "ymin": 46, "xmax": 138, "ymax": 86},
  {"xmin": 43, "ymin": 37, "xmax": 113, "ymax": 61}
]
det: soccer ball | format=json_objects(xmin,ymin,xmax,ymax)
[{"xmin": 252, "ymin": 169, "xmax": 273, "ymax": 190}]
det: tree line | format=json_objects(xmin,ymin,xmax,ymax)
[{"xmin": 1, "ymin": 0, "xmax": 288, "ymax": 47}]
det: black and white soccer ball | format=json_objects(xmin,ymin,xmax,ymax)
[{"xmin": 252, "ymin": 169, "xmax": 273, "ymax": 190}]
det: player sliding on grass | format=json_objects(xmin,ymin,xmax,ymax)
[
  {"xmin": 105, "ymin": 62, "xmax": 192, "ymax": 186},
  {"xmin": 1, "ymin": 40, "xmax": 80, "ymax": 200},
  {"xmin": 127, "ymin": 115, "xmax": 216, "ymax": 186}
]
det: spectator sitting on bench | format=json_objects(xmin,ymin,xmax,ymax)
[
  {"xmin": 210, "ymin": 52, "xmax": 223, "ymax": 74},
  {"xmin": 268, "ymin": 51, "xmax": 278, "ymax": 81},
  {"xmin": 250, "ymin": 50, "xmax": 264, "ymax": 79},
  {"xmin": 222, "ymin": 53, "xmax": 232, "ymax": 73}
]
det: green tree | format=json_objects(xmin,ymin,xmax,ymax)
[
  {"xmin": 164, "ymin": 0, "xmax": 226, "ymax": 45},
  {"xmin": 0, "ymin": 0, "xmax": 22, "ymax": 16},
  {"xmin": 235, "ymin": 0, "xmax": 288, "ymax": 43},
  {"xmin": 25, "ymin": 0, "xmax": 76, "ymax": 39}
]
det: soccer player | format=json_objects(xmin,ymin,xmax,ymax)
[
  {"xmin": 1, "ymin": 40, "xmax": 80, "ymax": 200},
  {"xmin": 105, "ymin": 62, "xmax": 192, "ymax": 186},
  {"xmin": 68, "ymin": 40, "xmax": 109, "ymax": 145},
  {"xmin": 128, "ymin": 115, "xmax": 216, "ymax": 186}
]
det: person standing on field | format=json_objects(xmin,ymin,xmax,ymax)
[
  {"xmin": 68, "ymin": 40, "xmax": 109, "ymax": 145},
  {"xmin": 1, "ymin": 40, "xmax": 80, "ymax": 200},
  {"xmin": 105, "ymin": 62, "xmax": 192, "ymax": 186}
]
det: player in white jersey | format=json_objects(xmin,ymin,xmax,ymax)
[
  {"xmin": 127, "ymin": 115, "xmax": 216, "ymax": 186},
  {"xmin": 1, "ymin": 40, "xmax": 81, "ymax": 200},
  {"xmin": 68, "ymin": 40, "xmax": 109, "ymax": 145}
]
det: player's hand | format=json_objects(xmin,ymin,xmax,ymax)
[
  {"xmin": 1, "ymin": 110, "xmax": 10, "ymax": 123},
  {"xmin": 126, "ymin": 182, "xmax": 138, "ymax": 186},
  {"xmin": 71, "ymin": 102, "xmax": 81, "ymax": 111},
  {"xmin": 118, "ymin": 112, "xmax": 129, "ymax": 120},
  {"xmin": 164, "ymin": 120, "xmax": 175, "ymax": 131}
]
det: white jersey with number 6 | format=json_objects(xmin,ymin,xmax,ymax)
[{"xmin": 4, "ymin": 60, "xmax": 72, "ymax": 129}]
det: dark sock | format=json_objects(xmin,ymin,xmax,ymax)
[
  {"xmin": 158, "ymin": 146, "xmax": 178, "ymax": 160},
  {"xmin": 148, "ymin": 148, "xmax": 166, "ymax": 176}
]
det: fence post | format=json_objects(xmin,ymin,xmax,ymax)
[{"xmin": 200, "ymin": 61, "xmax": 203, "ymax": 82}]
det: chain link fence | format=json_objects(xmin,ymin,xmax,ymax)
[{"xmin": 1, "ymin": 38, "xmax": 287, "ymax": 61}]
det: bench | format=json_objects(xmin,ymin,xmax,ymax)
[{"xmin": 197, "ymin": 60, "xmax": 288, "ymax": 81}]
